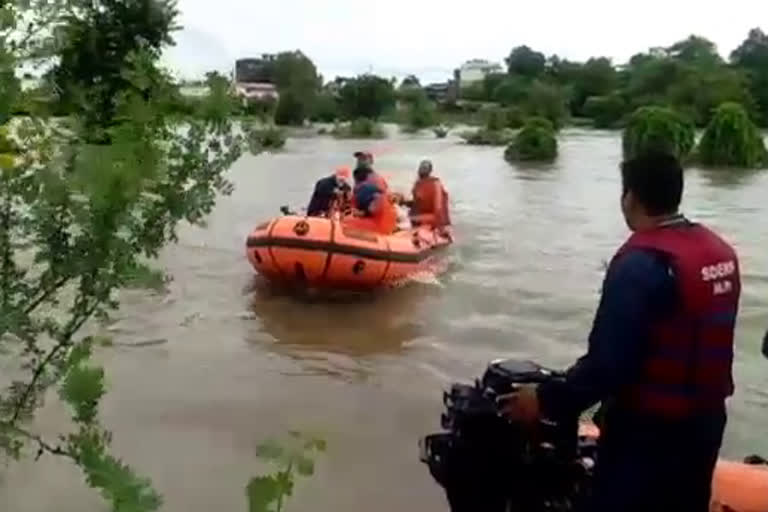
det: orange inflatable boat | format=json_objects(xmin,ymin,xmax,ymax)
[
  {"xmin": 245, "ymin": 215, "xmax": 452, "ymax": 290},
  {"xmin": 577, "ymin": 423, "xmax": 768, "ymax": 512}
]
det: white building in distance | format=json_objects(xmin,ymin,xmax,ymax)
[{"xmin": 457, "ymin": 59, "xmax": 503, "ymax": 87}]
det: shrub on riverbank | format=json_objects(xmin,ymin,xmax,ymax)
[
  {"xmin": 400, "ymin": 88, "xmax": 438, "ymax": 133},
  {"xmin": 332, "ymin": 118, "xmax": 386, "ymax": 139},
  {"xmin": 697, "ymin": 102, "xmax": 767, "ymax": 168},
  {"xmin": 246, "ymin": 125, "xmax": 287, "ymax": 151},
  {"xmin": 460, "ymin": 127, "xmax": 516, "ymax": 146},
  {"xmin": 504, "ymin": 117, "xmax": 558, "ymax": 162},
  {"xmin": 622, "ymin": 106, "xmax": 695, "ymax": 160}
]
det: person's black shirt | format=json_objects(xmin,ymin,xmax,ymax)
[{"xmin": 307, "ymin": 175, "xmax": 350, "ymax": 216}]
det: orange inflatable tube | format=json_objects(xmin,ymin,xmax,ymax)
[
  {"xmin": 577, "ymin": 423, "xmax": 768, "ymax": 512},
  {"xmin": 245, "ymin": 215, "xmax": 452, "ymax": 290}
]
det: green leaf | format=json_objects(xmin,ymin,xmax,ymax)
[
  {"xmin": 246, "ymin": 476, "xmax": 279, "ymax": 512},
  {"xmin": 73, "ymin": 432, "xmax": 162, "ymax": 512},
  {"xmin": 59, "ymin": 364, "xmax": 105, "ymax": 424}
]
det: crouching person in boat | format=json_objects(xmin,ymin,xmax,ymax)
[
  {"xmin": 306, "ymin": 166, "xmax": 352, "ymax": 217},
  {"xmin": 498, "ymin": 152, "xmax": 741, "ymax": 512},
  {"xmin": 344, "ymin": 180, "xmax": 398, "ymax": 235}
]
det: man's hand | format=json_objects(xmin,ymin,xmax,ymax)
[{"xmin": 497, "ymin": 384, "xmax": 541, "ymax": 426}]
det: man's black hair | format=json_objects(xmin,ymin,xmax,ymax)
[
  {"xmin": 620, "ymin": 152, "xmax": 683, "ymax": 216},
  {"xmin": 353, "ymin": 166, "xmax": 372, "ymax": 184}
]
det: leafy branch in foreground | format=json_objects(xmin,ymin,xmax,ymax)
[
  {"xmin": 247, "ymin": 431, "xmax": 327, "ymax": 512},
  {"xmin": 1, "ymin": 1, "xmax": 253, "ymax": 510}
]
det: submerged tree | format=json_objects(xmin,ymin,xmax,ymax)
[
  {"xmin": 622, "ymin": 106, "xmax": 695, "ymax": 161},
  {"xmin": 504, "ymin": 117, "xmax": 558, "ymax": 163},
  {"xmin": 0, "ymin": 1, "xmax": 250, "ymax": 510},
  {"xmin": 698, "ymin": 102, "xmax": 767, "ymax": 168}
]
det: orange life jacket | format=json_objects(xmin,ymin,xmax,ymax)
[
  {"xmin": 343, "ymin": 193, "xmax": 397, "ymax": 235},
  {"xmin": 410, "ymin": 177, "xmax": 450, "ymax": 228}
]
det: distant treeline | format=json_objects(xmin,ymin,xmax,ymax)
[{"xmin": 12, "ymin": 29, "xmax": 768, "ymax": 131}]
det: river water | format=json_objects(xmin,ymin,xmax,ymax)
[{"xmin": 2, "ymin": 128, "xmax": 767, "ymax": 512}]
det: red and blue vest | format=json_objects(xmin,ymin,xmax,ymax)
[{"xmin": 612, "ymin": 222, "xmax": 741, "ymax": 418}]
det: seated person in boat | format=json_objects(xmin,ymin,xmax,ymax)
[
  {"xmin": 399, "ymin": 159, "xmax": 451, "ymax": 228},
  {"xmin": 353, "ymin": 150, "xmax": 388, "ymax": 192},
  {"xmin": 343, "ymin": 178, "xmax": 398, "ymax": 235},
  {"xmin": 306, "ymin": 166, "xmax": 352, "ymax": 217}
]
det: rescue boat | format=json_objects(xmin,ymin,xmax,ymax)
[{"xmin": 245, "ymin": 214, "xmax": 452, "ymax": 290}]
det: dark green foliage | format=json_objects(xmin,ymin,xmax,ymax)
[
  {"xmin": 523, "ymin": 80, "xmax": 569, "ymax": 129},
  {"xmin": 309, "ymin": 92, "xmax": 339, "ymax": 122},
  {"xmin": 731, "ymin": 28, "xmax": 768, "ymax": 126},
  {"xmin": 274, "ymin": 90, "xmax": 306, "ymax": 125},
  {"xmin": 505, "ymin": 46, "xmax": 546, "ymax": 77},
  {"xmin": 583, "ymin": 94, "xmax": 627, "ymax": 128},
  {"xmin": 401, "ymin": 88, "xmax": 437, "ymax": 132},
  {"xmin": 338, "ymin": 75, "xmax": 396, "ymax": 120},
  {"xmin": 1, "ymin": 2, "xmax": 252, "ymax": 511},
  {"xmin": 331, "ymin": 118, "xmax": 386, "ymax": 139},
  {"xmin": 460, "ymin": 127, "xmax": 515, "ymax": 146},
  {"xmin": 504, "ymin": 117, "xmax": 558, "ymax": 162},
  {"xmin": 622, "ymin": 106, "xmax": 696, "ymax": 160},
  {"xmin": 246, "ymin": 125, "xmax": 287, "ymax": 151},
  {"xmin": 51, "ymin": 0, "xmax": 179, "ymax": 139},
  {"xmin": 698, "ymin": 102, "xmax": 767, "ymax": 168}
]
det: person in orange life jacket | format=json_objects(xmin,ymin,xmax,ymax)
[
  {"xmin": 306, "ymin": 166, "xmax": 352, "ymax": 217},
  {"xmin": 399, "ymin": 159, "xmax": 450, "ymax": 228},
  {"xmin": 499, "ymin": 152, "xmax": 741, "ymax": 512},
  {"xmin": 353, "ymin": 150, "xmax": 388, "ymax": 192},
  {"xmin": 343, "ymin": 178, "xmax": 398, "ymax": 235}
]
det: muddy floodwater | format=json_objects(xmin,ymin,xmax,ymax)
[{"xmin": 2, "ymin": 128, "xmax": 767, "ymax": 512}]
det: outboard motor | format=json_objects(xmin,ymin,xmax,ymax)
[{"xmin": 419, "ymin": 359, "xmax": 597, "ymax": 512}]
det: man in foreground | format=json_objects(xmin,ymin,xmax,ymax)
[{"xmin": 500, "ymin": 152, "xmax": 741, "ymax": 511}]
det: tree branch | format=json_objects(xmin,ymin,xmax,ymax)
[
  {"xmin": 0, "ymin": 421, "xmax": 74, "ymax": 460},
  {"xmin": 10, "ymin": 297, "xmax": 99, "ymax": 423},
  {"xmin": 22, "ymin": 276, "xmax": 70, "ymax": 315}
]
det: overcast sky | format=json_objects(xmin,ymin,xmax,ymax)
[{"xmin": 161, "ymin": 0, "xmax": 768, "ymax": 83}]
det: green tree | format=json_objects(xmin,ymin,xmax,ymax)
[
  {"xmin": 583, "ymin": 94, "xmax": 627, "ymax": 128},
  {"xmin": 274, "ymin": 89, "xmax": 306, "ymax": 125},
  {"xmin": 622, "ymin": 106, "xmax": 696, "ymax": 160},
  {"xmin": 259, "ymin": 51, "xmax": 320, "ymax": 124},
  {"xmin": 523, "ymin": 80, "xmax": 569, "ymax": 129},
  {"xmin": 338, "ymin": 74, "xmax": 396, "ymax": 120},
  {"xmin": 731, "ymin": 28, "xmax": 768, "ymax": 126},
  {"xmin": 51, "ymin": 0, "xmax": 178, "ymax": 140},
  {"xmin": 698, "ymin": 102, "xmax": 767, "ymax": 168},
  {"xmin": 401, "ymin": 88, "xmax": 437, "ymax": 132},
  {"xmin": 1, "ymin": 3, "xmax": 250, "ymax": 511},
  {"xmin": 667, "ymin": 35, "xmax": 723, "ymax": 66},
  {"xmin": 492, "ymin": 76, "xmax": 529, "ymax": 106},
  {"xmin": 504, "ymin": 117, "xmax": 558, "ymax": 162},
  {"xmin": 569, "ymin": 58, "xmax": 619, "ymax": 116},
  {"xmin": 309, "ymin": 92, "xmax": 339, "ymax": 122},
  {"xmin": 505, "ymin": 46, "xmax": 546, "ymax": 77}
]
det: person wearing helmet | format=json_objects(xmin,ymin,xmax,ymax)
[
  {"xmin": 306, "ymin": 166, "xmax": 352, "ymax": 217},
  {"xmin": 400, "ymin": 159, "xmax": 451, "ymax": 228}
]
